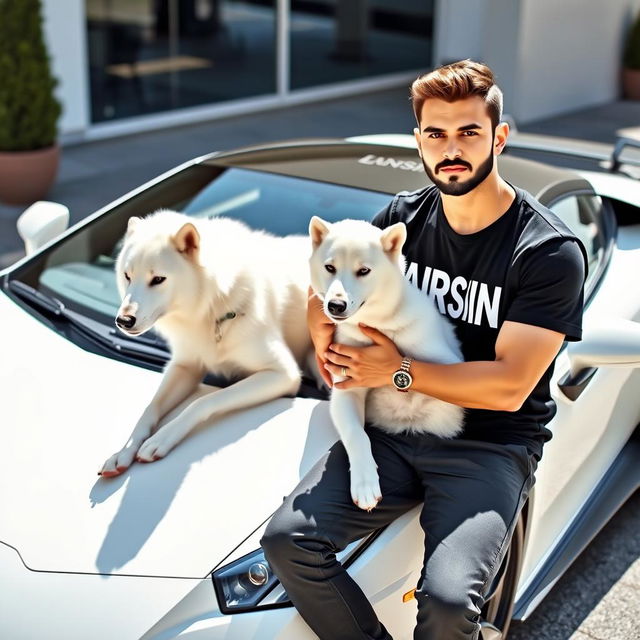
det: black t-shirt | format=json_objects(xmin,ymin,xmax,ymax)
[{"xmin": 372, "ymin": 184, "xmax": 587, "ymax": 459}]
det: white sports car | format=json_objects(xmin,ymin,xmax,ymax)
[{"xmin": 1, "ymin": 134, "xmax": 640, "ymax": 640}]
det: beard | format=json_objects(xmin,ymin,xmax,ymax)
[{"xmin": 423, "ymin": 148, "xmax": 495, "ymax": 197}]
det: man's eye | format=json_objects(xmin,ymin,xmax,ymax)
[
  {"xmin": 325, "ymin": 264, "xmax": 336, "ymax": 274},
  {"xmin": 428, "ymin": 132, "xmax": 444, "ymax": 139},
  {"xmin": 150, "ymin": 276, "xmax": 166, "ymax": 286},
  {"xmin": 462, "ymin": 130, "xmax": 478, "ymax": 136},
  {"xmin": 356, "ymin": 267, "xmax": 371, "ymax": 277}
]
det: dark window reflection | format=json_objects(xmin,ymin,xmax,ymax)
[
  {"xmin": 290, "ymin": 0, "xmax": 434, "ymax": 89},
  {"xmin": 87, "ymin": 0, "xmax": 276, "ymax": 123}
]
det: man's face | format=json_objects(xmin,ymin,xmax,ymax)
[{"xmin": 414, "ymin": 96, "xmax": 506, "ymax": 196}]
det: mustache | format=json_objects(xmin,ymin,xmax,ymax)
[{"xmin": 435, "ymin": 159, "xmax": 472, "ymax": 173}]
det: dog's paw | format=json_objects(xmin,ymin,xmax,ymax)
[
  {"xmin": 350, "ymin": 464, "xmax": 382, "ymax": 511},
  {"xmin": 99, "ymin": 446, "xmax": 138, "ymax": 477},
  {"xmin": 136, "ymin": 430, "xmax": 176, "ymax": 463}
]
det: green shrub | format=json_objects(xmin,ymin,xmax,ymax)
[
  {"xmin": 624, "ymin": 11, "xmax": 640, "ymax": 70},
  {"xmin": 0, "ymin": 0, "xmax": 62, "ymax": 151}
]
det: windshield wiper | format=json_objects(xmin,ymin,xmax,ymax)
[
  {"xmin": 6, "ymin": 279, "xmax": 328, "ymax": 395},
  {"xmin": 6, "ymin": 279, "xmax": 169, "ymax": 366},
  {"xmin": 7, "ymin": 279, "xmax": 65, "ymax": 316}
]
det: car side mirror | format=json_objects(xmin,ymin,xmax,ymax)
[
  {"xmin": 559, "ymin": 318, "xmax": 640, "ymax": 400},
  {"xmin": 17, "ymin": 201, "xmax": 70, "ymax": 256}
]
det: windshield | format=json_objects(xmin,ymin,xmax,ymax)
[{"xmin": 6, "ymin": 164, "xmax": 391, "ymax": 334}]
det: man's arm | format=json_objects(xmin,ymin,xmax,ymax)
[{"xmin": 323, "ymin": 321, "xmax": 565, "ymax": 411}]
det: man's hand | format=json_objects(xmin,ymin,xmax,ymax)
[
  {"xmin": 307, "ymin": 287, "xmax": 335, "ymax": 387},
  {"xmin": 325, "ymin": 324, "xmax": 403, "ymax": 390}
]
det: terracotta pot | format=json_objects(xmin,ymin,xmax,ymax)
[
  {"xmin": 622, "ymin": 67, "xmax": 640, "ymax": 100},
  {"xmin": 0, "ymin": 144, "xmax": 60, "ymax": 205}
]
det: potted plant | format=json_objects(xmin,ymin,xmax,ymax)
[
  {"xmin": 623, "ymin": 10, "xmax": 640, "ymax": 100},
  {"xmin": 0, "ymin": 0, "xmax": 63, "ymax": 205}
]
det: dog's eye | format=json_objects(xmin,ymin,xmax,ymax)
[
  {"xmin": 356, "ymin": 267, "xmax": 371, "ymax": 277},
  {"xmin": 324, "ymin": 264, "xmax": 336, "ymax": 274},
  {"xmin": 150, "ymin": 276, "xmax": 166, "ymax": 286},
  {"xmin": 124, "ymin": 273, "xmax": 130, "ymax": 282}
]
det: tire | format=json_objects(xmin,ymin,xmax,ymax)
[{"xmin": 479, "ymin": 510, "xmax": 526, "ymax": 640}]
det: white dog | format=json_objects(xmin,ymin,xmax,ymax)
[
  {"xmin": 309, "ymin": 217, "xmax": 464, "ymax": 510},
  {"xmin": 100, "ymin": 210, "xmax": 315, "ymax": 477}
]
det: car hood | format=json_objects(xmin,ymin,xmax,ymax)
[{"xmin": 0, "ymin": 293, "xmax": 338, "ymax": 578}]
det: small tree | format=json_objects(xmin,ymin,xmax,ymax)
[
  {"xmin": 0, "ymin": 0, "xmax": 62, "ymax": 152},
  {"xmin": 624, "ymin": 11, "xmax": 640, "ymax": 71}
]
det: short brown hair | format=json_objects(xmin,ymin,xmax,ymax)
[{"xmin": 411, "ymin": 60, "xmax": 503, "ymax": 129}]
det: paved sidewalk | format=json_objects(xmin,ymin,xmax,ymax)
[{"xmin": 509, "ymin": 492, "xmax": 640, "ymax": 640}]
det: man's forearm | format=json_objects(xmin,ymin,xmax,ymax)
[
  {"xmin": 326, "ymin": 322, "xmax": 564, "ymax": 410},
  {"xmin": 408, "ymin": 359, "xmax": 524, "ymax": 411}
]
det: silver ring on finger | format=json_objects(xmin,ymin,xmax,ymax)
[{"xmin": 341, "ymin": 366, "xmax": 348, "ymax": 377}]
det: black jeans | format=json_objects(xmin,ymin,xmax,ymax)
[{"xmin": 261, "ymin": 427, "xmax": 536, "ymax": 640}]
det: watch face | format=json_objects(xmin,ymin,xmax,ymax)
[{"xmin": 393, "ymin": 371, "xmax": 412, "ymax": 389}]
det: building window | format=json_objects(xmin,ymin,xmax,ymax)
[
  {"xmin": 86, "ymin": 0, "xmax": 277, "ymax": 123},
  {"xmin": 85, "ymin": 0, "xmax": 433, "ymax": 125},
  {"xmin": 289, "ymin": 0, "xmax": 434, "ymax": 90}
]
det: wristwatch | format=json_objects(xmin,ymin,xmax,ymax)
[{"xmin": 392, "ymin": 357, "xmax": 413, "ymax": 392}]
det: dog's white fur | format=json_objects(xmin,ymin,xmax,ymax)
[
  {"xmin": 309, "ymin": 217, "xmax": 464, "ymax": 510},
  {"xmin": 100, "ymin": 210, "xmax": 314, "ymax": 476}
]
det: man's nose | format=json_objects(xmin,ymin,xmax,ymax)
[{"xmin": 443, "ymin": 140, "xmax": 462, "ymax": 160}]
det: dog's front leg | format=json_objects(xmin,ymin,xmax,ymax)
[
  {"xmin": 136, "ymin": 352, "xmax": 301, "ymax": 463},
  {"xmin": 100, "ymin": 361, "xmax": 204, "ymax": 476},
  {"xmin": 330, "ymin": 388, "xmax": 381, "ymax": 511}
]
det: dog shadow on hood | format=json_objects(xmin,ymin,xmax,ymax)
[{"xmin": 89, "ymin": 388, "xmax": 339, "ymax": 576}]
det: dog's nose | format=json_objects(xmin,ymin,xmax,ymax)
[
  {"xmin": 327, "ymin": 299, "xmax": 347, "ymax": 315},
  {"xmin": 116, "ymin": 315, "xmax": 137, "ymax": 330}
]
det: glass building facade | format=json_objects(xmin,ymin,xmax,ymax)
[{"xmin": 86, "ymin": 0, "xmax": 434, "ymax": 124}]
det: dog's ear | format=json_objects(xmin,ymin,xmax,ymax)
[
  {"xmin": 126, "ymin": 216, "xmax": 141, "ymax": 236},
  {"xmin": 173, "ymin": 222, "xmax": 200, "ymax": 257},
  {"xmin": 309, "ymin": 216, "xmax": 331, "ymax": 249},
  {"xmin": 380, "ymin": 223, "xmax": 407, "ymax": 257}
]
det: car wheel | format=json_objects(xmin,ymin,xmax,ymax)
[{"xmin": 479, "ymin": 510, "xmax": 525, "ymax": 640}]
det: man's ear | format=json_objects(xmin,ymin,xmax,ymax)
[
  {"xmin": 173, "ymin": 222, "xmax": 200, "ymax": 257},
  {"xmin": 309, "ymin": 216, "xmax": 331, "ymax": 249},
  {"xmin": 380, "ymin": 222, "xmax": 407, "ymax": 257},
  {"xmin": 494, "ymin": 122, "xmax": 510, "ymax": 156},
  {"xmin": 413, "ymin": 127, "xmax": 422, "ymax": 158}
]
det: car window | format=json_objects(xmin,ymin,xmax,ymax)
[
  {"xmin": 549, "ymin": 194, "xmax": 606, "ymax": 292},
  {"xmin": 183, "ymin": 168, "xmax": 391, "ymax": 235},
  {"xmin": 10, "ymin": 165, "xmax": 392, "ymax": 323}
]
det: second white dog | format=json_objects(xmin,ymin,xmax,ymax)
[{"xmin": 309, "ymin": 217, "xmax": 464, "ymax": 510}]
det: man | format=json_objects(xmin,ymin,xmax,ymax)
[{"xmin": 261, "ymin": 60, "xmax": 586, "ymax": 640}]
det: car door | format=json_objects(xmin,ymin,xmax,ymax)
[{"xmin": 517, "ymin": 192, "xmax": 640, "ymax": 587}]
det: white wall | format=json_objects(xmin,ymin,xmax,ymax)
[
  {"xmin": 435, "ymin": 0, "xmax": 640, "ymax": 124},
  {"xmin": 433, "ymin": 0, "xmax": 487, "ymax": 67},
  {"xmin": 41, "ymin": 0, "xmax": 89, "ymax": 138},
  {"xmin": 481, "ymin": 0, "xmax": 524, "ymax": 122},
  {"xmin": 512, "ymin": 0, "xmax": 640, "ymax": 122}
]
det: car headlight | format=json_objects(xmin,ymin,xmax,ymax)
[
  {"xmin": 212, "ymin": 528, "xmax": 384, "ymax": 614},
  {"xmin": 212, "ymin": 548, "xmax": 289, "ymax": 613}
]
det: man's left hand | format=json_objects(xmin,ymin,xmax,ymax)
[{"xmin": 324, "ymin": 324, "xmax": 403, "ymax": 390}]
